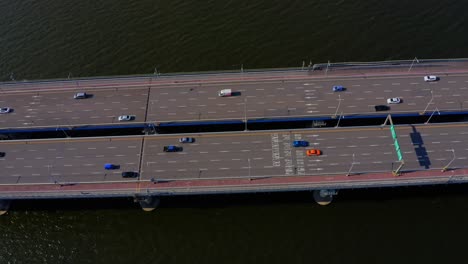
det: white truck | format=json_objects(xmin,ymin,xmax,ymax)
[{"xmin": 218, "ymin": 89, "xmax": 232, "ymax": 97}]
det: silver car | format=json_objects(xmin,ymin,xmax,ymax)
[
  {"xmin": 424, "ymin": 75, "xmax": 438, "ymax": 82},
  {"xmin": 0, "ymin": 107, "xmax": 11, "ymax": 114},
  {"xmin": 386, "ymin": 97, "xmax": 401, "ymax": 104},
  {"xmin": 118, "ymin": 115, "xmax": 134, "ymax": 121}
]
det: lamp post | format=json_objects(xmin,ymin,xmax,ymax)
[
  {"xmin": 408, "ymin": 57, "xmax": 419, "ymax": 72},
  {"xmin": 244, "ymin": 98, "xmax": 248, "ymax": 131},
  {"xmin": 425, "ymin": 107, "xmax": 440, "ymax": 124},
  {"xmin": 346, "ymin": 153, "xmax": 356, "ymax": 176},
  {"xmin": 333, "ymin": 94, "xmax": 342, "ymax": 119},
  {"xmin": 335, "ymin": 111, "xmax": 344, "ymax": 128},
  {"xmin": 442, "ymin": 149, "xmax": 456, "ymax": 172},
  {"xmin": 421, "ymin": 90, "xmax": 434, "ymax": 115}
]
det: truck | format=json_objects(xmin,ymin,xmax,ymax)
[
  {"xmin": 218, "ymin": 89, "xmax": 232, "ymax": 97},
  {"xmin": 163, "ymin": 145, "xmax": 182, "ymax": 152}
]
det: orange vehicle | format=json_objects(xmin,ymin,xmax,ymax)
[{"xmin": 306, "ymin": 149, "xmax": 322, "ymax": 156}]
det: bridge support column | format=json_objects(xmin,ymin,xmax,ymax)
[
  {"xmin": 136, "ymin": 196, "xmax": 160, "ymax": 212},
  {"xmin": 313, "ymin": 190, "xmax": 338, "ymax": 206},
  {"xmin": 0, "ymin": 200, "xmax": 11, "ymax": 216}
]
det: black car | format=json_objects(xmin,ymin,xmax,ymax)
[
  {"xmin": 0, "ymin": 152, "xmax": 5, "ymax": 157},
  {"xmin": 121, "ymin": 171, "xmax": 139, "ymax": 178},
  {"xmin": 374, "ymin": 105, "xmax": 390, "ymax": 111}
]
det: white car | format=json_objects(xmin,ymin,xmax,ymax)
[
  {"xmin": 424, "ymin": 75, "xmax": 438, "ymax": 82},
  {"xmin": 118, "ymin": 115, "xmax": 134, "ymax": 121},
  {"xmin": 73, "ymin": 92, "xmax": 88, "ymax": 99},
  {"xmin": 387, "ymin": 97, "xmax": 401, "ymax": 104},
  {"xmin": 0, "ymin": 107, "xmax": 11, "ymax": 114},
  {"xmin": 179, "ymin": 137, "xmax": 195, "ymax": 143}
]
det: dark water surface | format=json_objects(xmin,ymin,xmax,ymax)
[{"xmin": 2, "ymin": 0, "xmax": 468, "ymax": 263}]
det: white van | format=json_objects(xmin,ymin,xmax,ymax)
[{"xmin": 218, "ymin": 89, "xmax": 232, "ymax": 97}]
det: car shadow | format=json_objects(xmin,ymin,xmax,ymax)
[
  {"xmin": 409, "ymin": 125, "xmax": 431, "ymax": 169},
  {"xmin": 232, "ymin": 91, "xmax": 242, "ymax": 96}
]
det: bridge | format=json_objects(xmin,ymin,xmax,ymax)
[
  {"xmin": 1, "ymin": 123, "xmax": 467, "ymax": 207},
  {"xmin": 1, "ymin": 59, "xmax": 468, "ymax": 212},
  {"xmin": 1, "ymin": 59, "xmax": 468, "ymax": 132}
]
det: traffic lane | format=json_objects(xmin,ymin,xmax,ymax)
[
  {"xmin": 140, "ymin": 128, "xmax": 400, "ymax": 180},
  {"xmin": 0, "ymin": 137, "xmax": 143, "ymax": 184},
  {"xmin": 148, "ymin": 75, "xmax": 468, "ymax": 122},
  {"xmin": 141, "ymin": 134, "xmax": 280, "ymax": 179},
  {"xmin": 394, "ymin": 125, "xmax": 468, "ymax": 170},
  {"xmin": 0, "ymin": 88, "xmax": 149, "ymax": 128},
  {"xmin": 3, "ymin": 73, "xmax": 468, "ymax": 126},
  {"xmin": 341, "ymin": 76, "xmax": 468, "ymax": 113},
  {"xmin": 148, "ymin": 81, "xmax": 334, "ymax": 121},
  {"xmin": 300, "ymin": 129, "xmax": 398, "ymax": 174},
  {"xmin": 147, "ymin": 96, "xmax": 246, "ymax": 122},
  {"xmin": 148, "ymin": 83, "xmax": 251, "ymax": 122}
]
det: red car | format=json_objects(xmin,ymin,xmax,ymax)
[{"xmin": 306, "ymin": 149, "xmax": 322, "ymax": 156}]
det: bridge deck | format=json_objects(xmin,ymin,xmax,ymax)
[
  {"xmin": 1, "ymin": 60, "xmax": 468, "ymax": 129},
  {"xmin": 1, "ymin": 123, "xmax": 467, "ymax": 198}
]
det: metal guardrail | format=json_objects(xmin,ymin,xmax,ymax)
[{"xmin": 2, "ymin": 57, "xmax": 468, "ymax": 85}]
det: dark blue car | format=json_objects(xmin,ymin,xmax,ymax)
[
  {"xmin": 292, "ymin": 140, "xmax": 309, "ymax": 147},
  {"xmin": 332, "ymin": 85, "xmax": 345, "ymax": 92}
]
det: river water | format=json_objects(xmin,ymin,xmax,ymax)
[{"xmin": 1, "ymin": 0, "xmax": 468, "ymax": 263}]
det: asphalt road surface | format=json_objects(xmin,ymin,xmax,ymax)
[
  {"xmin": 1, "ymin": 71, "xmax": 468, "ymax": 128},
  {"xmin": 1, "ymin": 123, "xmax": 467, "ymax": 185}
]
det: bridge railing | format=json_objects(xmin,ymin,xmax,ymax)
[{"xmin": 3, "ymin": 57, "xmax": 468, "ymax": 86}]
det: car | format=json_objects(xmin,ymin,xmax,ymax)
[
  {"xmin": 73, "ymin": 92, "xmax": 88, "ymax": 99},
  {"xmin": 293, "ymin": 140, "xmax": 309, "ymax": 147},
  {"xmin": 118, "ymin": 115, "xmax": 134, "ymax": 121},
  {"xmin": 312, "ymin": 65, "xmax": 323, "ymax": 71},
  {"xmin": 424, "ymin": 75, "xmax": 438, "ymax": 82},
  {"xmin": 374, "ymin": 105, "xmax": 390, "ymax": 111},
  {"xmin": 218, "ymin": 89, "xmax": 232, "ymax": 97},
  {"xmin": 306, "ymin": 149, "xmax": 322, "ymax": 156},
  {"xmin": 104, "ymin": 164, "xmax": 119, "ymax": 170},
  {"xmin": 386, "ymin": 97, "xmax": 401, "ymax": 104},
  {"xmin": 163, "ymin": 145, "xmax": 183, "ymax": 152},
  {"xmin": 179, "ymin": 137, "xmax": 195, "ymax": 143},
  {"xmin": 332, "ymin": 85, "xmax": 345, "ymax": 92},
  {"xmin": 121, "ymin": 171, "xmax": 139, "ymax": 178},
  {"xmin": 0, "ymin": 107, "xmax": 11, "ymax": 114},
  {"xmin": 0, "ymin": 152, "xmax": 5, "ymax": 157}
]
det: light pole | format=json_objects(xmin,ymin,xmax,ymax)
[
  {"xmin": 425, "ymin": 107, "xmax": 440, "ymax": 124},
  {"xmin": 56, "ymin": 126, "xmax": 70, "ymax": 138},
  {"xmin": 248, "ymin": 158, "xmax": 251, "ymax": 178},
  {"xmin": 335, "ymin": 111, "xmax": 344, "ymax": 128},
  {"xmin": 333, "ymin": 94, "xmax": 342, "ymax": 118},
  {"xmin": 408, "ymin": 57, "xmax": 419, "ymax": 72},
  {"xmin": 47, "ymin": 164, "xmax": 57, "ymax": 184},
  {"xmin": 421, "ymin": 90, "xmax": 434, "ymax": 115},
  {"xmin": 442, "ymin": 149, "xmax": 456, "ymax": 172},
  {"xmin": 244, "ymin": 98, "xmax": 248, "ymax": 131},
  {"xmin": 346, "ymin": 153, "xmax": 356, "ymax": 176}
]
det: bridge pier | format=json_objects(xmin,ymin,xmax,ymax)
[
  {"xmin": 0, "ymin": 200, "xmax": 11, "ymax": 215},
  {"xmin": 135, "ymin": 196, "xmax": 160, "ymax": 212},
  {"xmin": 313, "ymin": 190, "xmax": 338, "ymax": 206}
]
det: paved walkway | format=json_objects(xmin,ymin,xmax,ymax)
[{"xmin": 0, "ymin": 167, "xmax": 467, "ymax": 199}]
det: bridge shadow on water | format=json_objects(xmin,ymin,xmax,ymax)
[
  {"xmin": 409, "ymin": 125, "xmax": 431, "ymax": 169},
  {"xmin": 8, "ymin": 184, "xmax": 468, "ymax": 212}
]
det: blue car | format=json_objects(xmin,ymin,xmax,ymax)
[
  {"xmin": 332, "ymin": 85, "xmax": 345, "ymax": 92},
  {"xmin": 293, "ymin": 140, "xmax": 309, "ymax": 147},
  {"xmin": 104, "ymin": 164, "xmax": 118, "ymax": 170}
]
